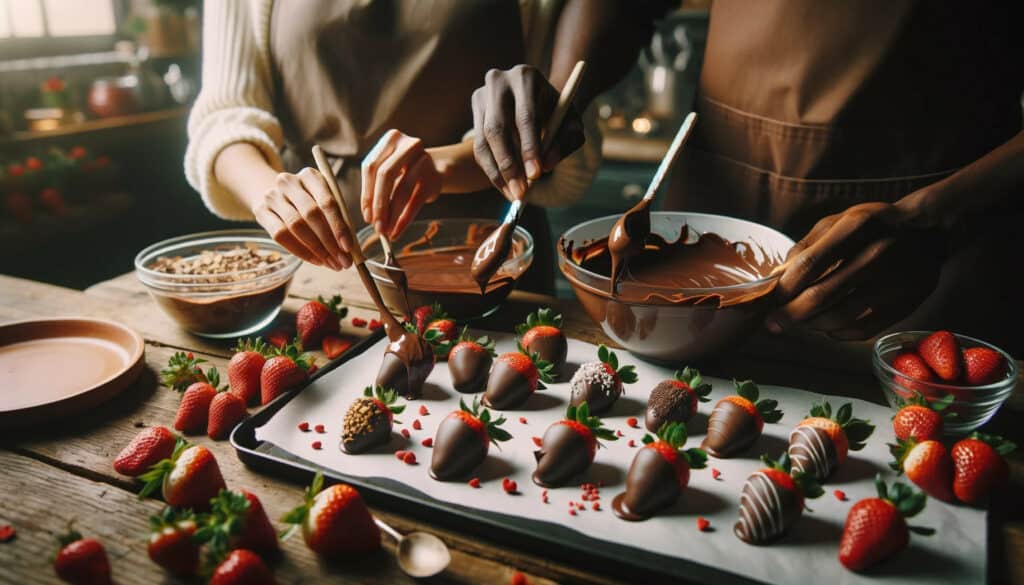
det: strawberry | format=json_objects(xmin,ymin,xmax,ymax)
[
  {"xmin": 54, "ymin": 528, "xmax": 111, "ymax": 585},
  {"xmin": 322, "ymin": 334, "xmax": 353, "ymax": 359},
  {"xmin": 202, "ymin": 489, "xmax": 279, "ymax": 554},
  {"xmin": 342, "ymin": 385, "xmax": 406, "ymax": 453},
  {"xmin": 425, "ymin": 305, "xmax": 458, "ymax": 358},
  {"xmin": 147, "ymin": 507, "xmax": 199, "ymax": 577},
  {"xmin": 208, "ymin": 549, "xmax": 276, "ymax": 585},
  {"xmin": 25, "ymin": 156, "xmax": 43, "ymax": 171},
  {"xmin": 891, "ymin": 392, "xmax": 953, "ymax": 441},
  {"xmin": 483, "ymin": 344, "xmax": 555, "ymax": 409},
  {"xmin": 228, "ymin": 338, "xmax": 268, "ymax": 405},
  {"xmin": 613, "ymin": 422, "xmax": 706, "ymax": 520},
  {"xmin": 645, "ymin": 366, "xmax": 712, "ymax": 431},
  {"xmin": 788, "ymin": 401, "xmax": 874, "ymax": 480},
  {"xmin": 3, "ymin": 192, "xmax": 33, "ymax": 224},
  {"xmin": 39, "ymin": 187, "xmax": 67, "ymax": 215},
  {"xmin": 839, "ymin": 475, "xmax": 934, "ymax": 571},
  {"xmin": 296, "ymin": 295, "xmax": 347, "ymax": 348},
  {"xmin": 282, "ymin": 472, "xmax": 381, "ymax": 558},
  {"xmin": 431, "ymin": 397, "xmax": 512, "ymax": 480},
  {"xmin": 267, "ymin": 330, "xmax": 290, "ymax": 349},
  {"xmin": 448, "ymin": 327, "xmax": 496, "ymax": 393},
  {"xmin": 160, "ymin": 351, "xmax": 207, "ymax": 391},
  {"xmin": 889, "ymin": 438, "xmax": 954, "ymax": 501},
  {"xmin": 917, "ymin": 330, "xmax": 962, "ymax": 382},
  {"xmin": 113, "ymin": 426, "xmax": 177, "ymax": 477},
  {"xmin": 174, "ymin": 368, "xmax": 223, "ymax": 434},
  {"xmin": 533, "ymin": 403, "xmax": 617, "ymax": 487},
  {"xmin": 208, "ymin": 388, "xmax": 248, "ymax": 440},
  {"xmin": 516, "ymin": 307, "xmax": 568, "ymax": 368},
  {"xmin": 702, "ymin": 380, "xmax": 783, "ymax": 458},
  {"xmin": 962, "ymin": 347, "xmax": 1006, "ymax": 386},
  {"xmin": 411, "ymin": 303, "xmax": 440, "ymax": 334},
  {"xmin": 139, "ymin": 441, "xmax": 226, "ymax": 511},
  {"xmin": 950, "ymin": 433, "xmax": 1015, "ymax": 505},
  {"xmin": 568, "ymin": 345, "xmax": 637, "ymax": 414},
  {"xmin": 891, "ymin": 352, "xmax": 937, "ymax": 397},
  {"xmin": 260, "ymin": 341, "xmax": 312, "ymax": 405},
  {"xmin": 734, "ymin": 453, "xmax": 823, "ymax": 543}
]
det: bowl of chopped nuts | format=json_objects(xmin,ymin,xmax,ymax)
[{"xmin": 135, "ymin": 230, "xmax": 301, "ymax": 338}]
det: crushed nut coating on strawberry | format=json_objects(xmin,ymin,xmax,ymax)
[
  {"xmin": 114, "ymin": 426, "xmax": 177, "ymax": 477},
  {"xmin": 342, "ymin": 385, "xmax": 406, "ymax": 454},
  {"xmin": 839, "ymin": 475, "xmax": 934, "ymax": 571},
  {"xmin": 282, "ymin": 472, "xmax": 380, "ymax": 558},
  {"xmin": 425, "ymin": 305, "xmax": 458, "ymax": 358},
  {"xmin": 645, "ymin": 366, "xmax": 712, "ymax": 431},
  {"xmin": 54, "ymin": 528, "xmax": 111, "ymax": 585},
  {"xmin": 296, "ymin": 294, "xmax": 347, "ymax": 348}
]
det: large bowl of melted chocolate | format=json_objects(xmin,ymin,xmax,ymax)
[
  {"xmin": 558, "ymin": 212, "xmax": 793, "ymax": 364},
  {"xmin": 359, "ymin": 218, "xmax": 533, "ymax": 320}
]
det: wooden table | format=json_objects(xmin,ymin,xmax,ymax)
[{"xmin": 2, "ymin": 265, "xmax": 1022, "ymax": 584}]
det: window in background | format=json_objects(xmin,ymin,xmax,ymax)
[{"xmin": 1, "ymin": 0, "xmax": 115, "ymax": 39}]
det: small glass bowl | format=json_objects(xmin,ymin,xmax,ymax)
[
  {"xmin": 135, "ymin": 230, "xmax": 301, "ymax": 339},
  {"xmin": 873, "ymin": 331, "xmax": 1018, "ymax": 435}
]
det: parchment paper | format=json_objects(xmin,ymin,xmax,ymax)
[{"xmin": 256, "ymin": 332, "xmax": 985, "ymax": 584}]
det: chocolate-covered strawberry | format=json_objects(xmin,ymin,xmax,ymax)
[
  {"xmin": 342, "ymin": 386, "xmax": 406, "ymax": 454},
  {"xmin": 517, "ymin": 307, "xmax": 567, "ymax": 370},
  {"xmin": 569, "ymin": 344, "xmax": 637, "ymax": 414},
  {"xmin": 645, "ymin": 366, "xmax": 712, "ymax": 432},
  {"xmin": 533, "ymin": 403, "xmax": 617, "ymax": 487},
  {"xmin": 483, "ymin": 345, "xmax": 553, "ymax": 410},
  {"xmin": 702, "ymin": 380, "xmax": 782, "ymax": 458},
  {"xmin": 430, "ymin": 397, "xmax": 511, "ymax": 481},
  {"xmin": 788, "ymin": 401, "xmax": 874, "ymax": 481},
  {"xmin": 613, "ymin": 422, "xmax": 706, "ymax": 521},
  {"xmin": 375, "ymin": 322, "xmax": 436, "ymax": 400},
  {"xmin": 447, "ymin": 327, "xmax": 496, "ymax": 393},
  {"xmin": 734, "ymin": 453, "xmax": 823, "ymax": 544}
]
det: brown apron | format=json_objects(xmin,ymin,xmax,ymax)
[
  {"xmin": 270, "ymin": 0, "xmax": 554, "ymax": 294},
  {"xmin": 667, "ymin": 0, "xmax": 1024, "ymax": 354}
]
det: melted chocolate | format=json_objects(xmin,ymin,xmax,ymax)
[
  {"xmin": 612, "ymin": 446, "xmax": 682, "ymax": 521},
  {"xmin": 447, "ymin": 347, "xmax": 492, "ymax": 393},
  {"xmin": 483, "ymin": 360, "xmax": 532, "ymax": 410},
  {"xmin": 788, "ymin": 425, "xmax": 839, "ymax": 481},
  {"xmin": 607, "ymin": 198, "xmax": 652, "ymax": 294},
  {"xmin": 532, "ymin": 423, "xmax": 593, "ymax": 487},
  {"xmin": 341, "ymin": 398, "xmax": 391, "ymax": 454},
  {"xmin": 523, "ymin": 334, "xmax": 567, "ymax": 370},
  {"xmin": 702, "ymin": 399, "xmax": 760, "ymax": 458},
  {"xmin": 470, "ymin": 221, "xmax": 515, "ymax": 294},
  {"xmin": 645, "ymin": 380, "xmax": 695, "ymax": 432},
  {"xmin": 734, "ymin": 471, "xmax": 802, "ymax": 544},
  {"xmin": 382, "ymin": 260, "xmax": 410, "ymax": 314},
  {"xmin": 375, "ymin": 327, "xmax": 435, "ymax": 400},
  {"xmin": 568, "ymin": 362, "xmax": 620, "ymax": 414},
  {"xmin": 430, "ymin": 414, "xmax": 488, "ymax": 480}
]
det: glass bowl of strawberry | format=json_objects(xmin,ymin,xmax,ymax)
[
  {"xmin": 135, "ymin": 230, "xmax": 301, "ymax": 338},
  {"xmin": 873, "ymin": 330, "xmax": 1018, "ymax": 434}
]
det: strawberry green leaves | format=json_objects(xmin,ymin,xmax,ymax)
[
  {"xmin": 233, "ymin": 337, "xmax": 270, "ymax": 356},
  {"xmin": 460, "ymin": 396, "xmax": 512, "ymax": 446},
  {"xmin": 735, "ymin": 379, "xmax": 783, "ymax": 423},
  {"xmin": 809, "ymin": 401, "xmax": 875, "ymax": 451},
  {"xmin": 763, "ymin": 453, "xmax": 824, "ymax": 499},
  {"xmin": 566, "ymin": 402, "xmax": 617, "ymax": 442},
  {"xmin": 161, "ymin": 352, "xmax": 208, "ymax": 391},
  {"xmin": 280, "ymin": 471, "xmax": 324, "ymax": 539},
  {"xmin": 597, "ymin": 344, "xmax": 637, "ymax": 384},
  {"xmin": 969, "ymin": 432, "xmax": 1017, "ymax": 456},
  {"xmin": 363, "ymin": 385, "xmax": 406, "ymax": 415},
  {"xmin": 515, "ymin": 307, "xmax": 563, "ymax": 336},
  {"xmin": 515, "ymin": 342, "xmax": 555, "ymax": 383},
  {"xmin": 874, "ymin": 473, "xmax": 932, "ymax": 533},
  {"xmin": 317, "ymin": 294, "xmax": 348, "ymax": 318},
  {"xmin": 675, "ymin": 367, "xmax": 712, "ymax": 402}
]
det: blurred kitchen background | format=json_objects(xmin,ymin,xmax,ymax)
[{"xmin": 0, "ymin": 0, "xmax": 708, "ymax": 297}]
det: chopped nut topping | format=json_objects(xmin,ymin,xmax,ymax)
[{"xmin": 148, "ymin": 244, "xmax": 284, "ymax": 286}]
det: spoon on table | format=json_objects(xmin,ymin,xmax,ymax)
[
  {"xmin": 470, "ymin": 60, "xmax": 588, "ymax": 294},
  {"xmin": 374, "ymin": 517, "xmax": 452, "ymax": 578},
  {"xmin": 607, "ymin": 111, "xmax": 698, "ymax": 295}
]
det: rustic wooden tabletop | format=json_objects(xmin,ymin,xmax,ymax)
[{"xmin": 1, "ymin": 264, "xmax": 1021, "ymax": 584}]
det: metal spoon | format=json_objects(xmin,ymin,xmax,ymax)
[{"xmin": 374, "ymin": 517, "xmax": 451, "ymax": 578}]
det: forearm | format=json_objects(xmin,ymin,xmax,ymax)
[
  {"xmin": 213, "ymin": 142, "xmax": 280, "ymax": 212},
  {"xmin": 428, "ymin": 141, "xmax": 492, "ymax": 194}
]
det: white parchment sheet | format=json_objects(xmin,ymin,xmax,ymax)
[{"xmin": 256, "ymin": 331, "xmax": 985, "ymax": 584}]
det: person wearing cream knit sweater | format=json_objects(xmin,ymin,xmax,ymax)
[{"xmin": 184, "ymin": 0, "xmax": 671, "ymax": 292}]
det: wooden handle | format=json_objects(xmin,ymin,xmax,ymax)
[
  {"xmin": 312, "ymin": 145, "xmax": 366, "ymax": 265},
  {"xmin": 539, "ymin": 60, "xmax": 587, "ymax": 155}
]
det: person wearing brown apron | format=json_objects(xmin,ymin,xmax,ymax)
[{"xmin": 666, "ymin": 1, "xmax": 1024, "ymax": 356}]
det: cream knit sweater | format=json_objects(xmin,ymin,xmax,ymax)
[{"xmin": 184, "ymin": 0, "xmax": 603, "ymax": 221}]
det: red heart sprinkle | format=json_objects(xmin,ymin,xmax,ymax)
[
  {"xmin": 314, "ymin": 424, "xmax": 325, "ymax": 433},
  {"xmin": 311, "ymin": 441, "xmax": 322, "ymax": 450},
  {"xmin": 532, "ymin": 436, "xmax": 542, "ymax": 447},
  {"xmin": 421, "ymin": 437, "xmax": 433, "ymax": 447},
  {"xmin": 412, "ymin": 419, "xmax": 422, "ymax": 430},
  {"xmin": 592, "ymin": 502, "xmax": 600, "ymax": 511},
  {"xmin": 468, "ymin": 477, "xmax": 481, "ymax": 488},
  {"xmin": 368, "ymin": 319, "xmax": 383, "ymax": 330},
  {"xmin": 519, "ymin": 417, "xmax": 528, "ymax": 424},
  {"xmin": 628, "ymin": 440, "xmax": 636, "ymax": 447},
  {"xmin": 419, "ymin": 405, "xmax": 429, "ymax": 416},
  {"xmin": 402, "ymin": 452, "xmax": 417, "ymax": 465},
  {"xmin": 401, "ymin": 428, "xmax": 410, "ymax": 438},
  {"xmin": 711, "ymin": 468, "xmax": 721, "ymax": 480},
  {"xmin": 834, "ymin": 489, "xmax": 847, "ymax": 501},
  {"xmin": 626, "ymin": 417, "xmax": 638, "ymax": 428},
  {"xmin": 298, "ymin": 422, "xmax": 310, "ymax": 432},
  {"xmin": 697, "ymin": 517, "xmax": 710, "ymax": 532}
]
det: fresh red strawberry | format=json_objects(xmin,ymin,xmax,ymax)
[
  {"xmin": 734, "ymin": 453, "xmax": 823, "ymax": 543},
  {"xmin": 296, "ymin": 295, "xmax": 347, "ymax": 348},
  {"xmin": 54, "ymin": 529, "xmax": 111, "ymax": 585},
  {"xmin": 208, "ymin": 389, "xmax": 248, "ymax": 440},
  {"xmin": 431, "ymin": 397, "xmax": 512, "ymax": 480},
  {"xmin": 951, "ymin": 433, "xmax": 1015, "ymax": 505},
  {"xmin": 228, "ymin": 338, "xmax": 268, "ymax": 405},
  {"xmin": 889, "ymin": 438, "xmax": 955, "ymax": 502},
  {"xmin": 139, "ymin": 442, "xmax": 226, "ymax": 511},
  {"xmin": 891, "ymin": 393, "xmax": 953, "ymax": 441},
  {"xmin": 147, "ymin": 507, "xmax": 199, "ymax": 577},
  {"xmin": 533, "ymin": 403, "xmax": 617, "ymax": 487},
  {"xmin": 282, "ymin": 472, "xmax": 380, "ymax": 558},
  {"xmin": 701, "ymin": 380, "xmax": 783, "ymax": 458},
  {"xmin": 891, "ymin": 352, "xmax": 936, "ymax": 397},
  {"xmin": 645, "ymin": 366, "xmax": 712, "ymax": 431},
  {"xmin": 483, "ymin": 345, "xmax": 555, "ymax": 409},
  {"xmin": 917, "ymin": 330, "xmax": 962, "ymax": 383},
  {"xmin": 208, "ymin": 549, "xmax": 276, "ymax": 585},
  {"xmin": 962, "ymin": 347, "xmax": 1006, "ymax": 386},
  {"xmin": 39, "ymin": 187, "xmax": 67, "ymax": 215},
  {"xmin": 789, "ymin": 401, "xmax": 874, "ymax": 480},
  {"xmin": 205, "ymin": 489, "xmax": 279, "ymax": 554},
  {"xmin": 516, "ymin": 307, "xmax": 568, "ymax": 368},
  {"xmin": 260, "ymin": 342, "xmax": 312, "ymax": 405},
  {"xmin": 3, "ymin": 192, "xmax": 33, "ymax": 224},
  {"xmin": 322, "ymin": 334, "xmax": 353, "ymax": 359},
  {"xmin": 160, "ymin": 351, "xmax": 208, "ymax": 391},
  {"xmin": 25, "ymin": 156, "xmax": 43, "ymax": 171},
  {"xmin": 411, "ymin": 303, "xmax": 440, "ymax": 334},
  {"xmin": 839, "ymin": 475, "xmax": 934, "ymax": 571},
  {"xmin": 267, "ymin": 330, "xmax": 290, "ymax": 349},
  {"xmin": 113, "ymin": 426, "xmax": 177, "ymax": 477},
  {"xmin": 174, "ymin": 368, "xmax": 223, "ymax": 434}
]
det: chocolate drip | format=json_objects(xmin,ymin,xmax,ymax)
[
  {"xmin": 568, "ymin": 362, "xmax": 619, "ymax": 414},
  {"xmin": 448, "ymin": 348, "xmax": 492, "ymax": 393},
  {"xmin": 523, "ymin": 334, "xmax": 567, "ymax": 370},
  {"xmin": 701, "ymin": 399, "xmax": 760, "ymax": 458},
  {"xmin": 375, "ymin": 329, "xmax": 434, "ymax": 400},
  {"xmin": 734, "ymin": 471, "xmax": 802, "ymax": 544},
  {"xmin": 607, "ymin": 197, "xmax": 652, "ymax": 295},
  {"xmin": 788, "ymin": 425, "xmax": 838, "ymax": 481},
  {"xmin": 341, "ymin": 398, "xmax": 391, "ymax": 454},
  {"xmin": 430, "ymin": 415, "xmax": 488, "ymax": 480},
  {"xmin": 532, "ymin": 423, "xmax": 593, "ymax": 487},
  {"xmin": 470, "ymin": 222, "xmax": 515, "ymax": 294},
  {"xmin": 483, "ymin": 360, "xmax": 532, "ymax": 410},
  {"xmin": 612, "ymin": 447, "xmax": 681, "ymax": 521},
  {"xmin": 645, "ymin": 380, "xmax": 695, "ymax": 432}
]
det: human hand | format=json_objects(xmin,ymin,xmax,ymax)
[
  {"xmin": 360, "ymin": 129, "xmax": 443, "ymax": 240},
  {"xmin": 471, "ymin": 64, "xmax": 585, "ymax": 200},
  {"xmin": 252, "ymin": 168, "xmax": 353, "ymax": 270},
  {"xmin": 767, "ymin": 202, "xmax": 947, "ymax": 341}
]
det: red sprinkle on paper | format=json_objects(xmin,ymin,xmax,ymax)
[
  {"xmin": 401, "ymin": 428, "xmax": 411, "ymax": 438},
  {"xmin": 711, "ymin": 468, "xmax": 721, "ymax": 480},
  {"xmin": 351, "ymin": 317, "xmax": 368, "ymax": 327},
  {"xmin": 628, "ymin": 440, "xmax": 636, "ymax": 448},
  {"xmin": 542, "ymin": 490, "xmax": 548, "ymax": 497},
  {"xmin": 402, "ymin": 452, "xmax": 417, "ymax": 465},
  {"xmin": 421, "ymin": 437, "xmax": 433, "ymax": 447},
  {"xmin": 314, "ymin": 424, "xmax": 325, "ymax": 433},
  {"xmin": 468, "ymin": 477, "xmax": 481, "ymax": 488},
  {"xmin": 419, "ymin": 405, "xmax": 429, "ymax": 416},
  {"xmin": 834, "ymin": 489, "xmax": 847, "ymax": 502},
  {"xmin": 532, "ymin": 436, "xmax": 542, "ymax": 447},
  {"xmin": 412, "ymin": 419, "xmax": 422, "ymax": 430},
  {"xmin": 395, "ymin": 450, "xmax": 408, "ymax": 460},
  {"xmin": 697, "ymin": 517, "xmax": 710, "ymax": 532},
  {"xmin": 542, "ymin": 496, "xmax": 549, "ymax": 504},
  {"xmin": 502, "ymin": 478, "xmax": 518, "ymax": 494},
  {"xmin": 616, "ymin": 430, "xmax": 624, "ymax": 437},
  {"xmin": 0, "ymin": 525, "xmax": 15, "ymax": 542},
  {"xmin": 592, "ymin": 502, "xmax": 600, "ymax": 511},
  {"xmin": 368, "ymin": 319, "xmax": 383, "ymax": 330},
  {"xmin": 510, "ymin": 571, "xmax": 529, "ymax": 585},
  {"xmin": 519, "ymin": 417, "xmax": 528, "ymax": 424},
  {"xmin": 298, "ymin": 422, "xmax": 310, "ymax": 432},
  {"xmin": 307, "ymin": 363, "xmax": 319, "ymax": 375},
  {"xmin": 311, "ymin": 441, "xmax": 322, "ymax": 450},
  {"xmin": 569, "ymin": 509, "xmax": 577, "ymax": 516},
  {"xmin": 626, "ymin": 417, "xmax": 638, "ymax": 428}
]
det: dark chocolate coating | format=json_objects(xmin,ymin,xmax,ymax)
[
  {"xmin": 788, "ymin": 425, "xmax": 839, "ymax": 481},
  {"xmin": 532, "ymin": 423, "xmax": 593, "ymax": 487},
  {"xmin": 430, "ymin": 415, "xmax": 488, "ymax": 480},
  {"xmin": 524, "ymin": 334, "xmax": 567, "ymax": 370},
  {"xmin": 448, "ymin": 348, "xmax": 492, "ymax": 394},
  {"xmin": 734, "ymin": 471, "xmax": 802, "ymax": 544},
  {"xmin": 341, "ymin": 409, "xmax": 390, "ymax": 454},
  {"xmin": 569, "ymin": 378, "xmax": 619, "ymax": 414},
  {"xmin": 701, "ymin": 399, "xmax": 760, "ymax": 458},
  {"xmin": 470, "ymin": 221, "xmax": 515, "ymax": 293},
  {"xmin": 483, "ymin": 360, "xmax": 532, "ymax": 410},
  {"xmin": 376, "ymin": 333, "xmax": 434, "ymax": 399},
  {"xmin": 645, "ymin": 380, "xmax": 694, "ymax": 432},
  {"xmin": 612, "ymin": 447, "xmax": 681, "ymax": 521}
]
